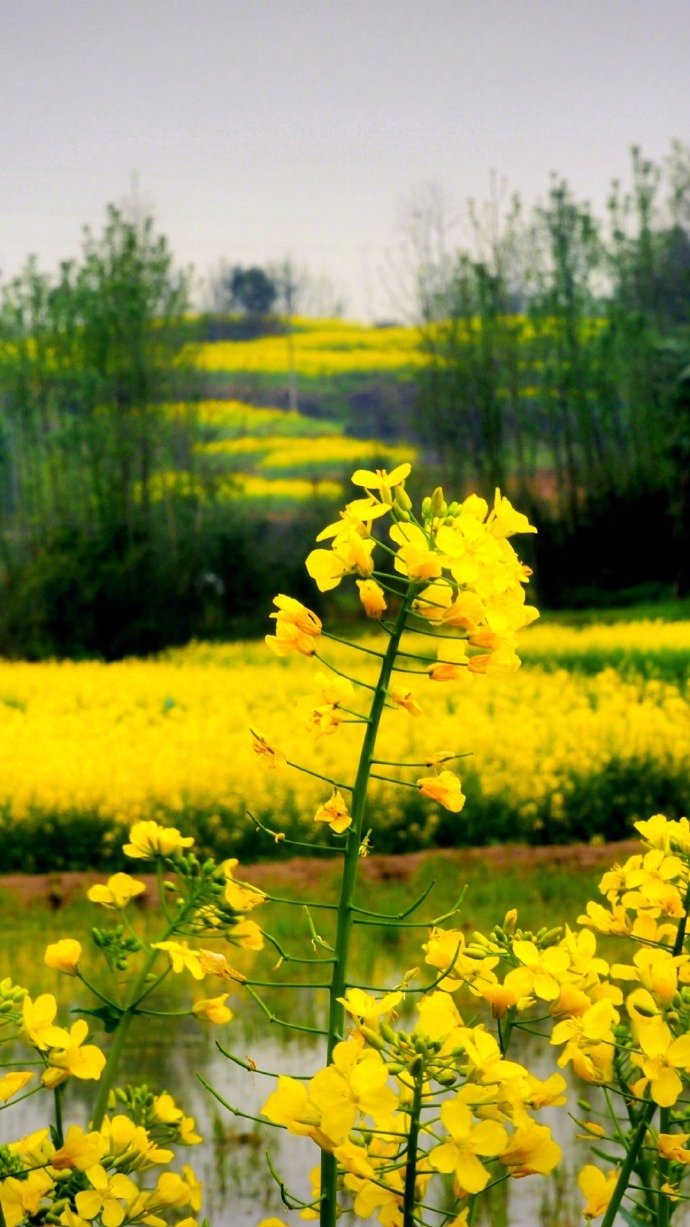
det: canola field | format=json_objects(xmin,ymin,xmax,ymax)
[
  {"xmin": 166, "ymin": 396, "xmax": 417, "ymax": 508},
  {"xmin": 174, "ymin": 319, "xmax": 422, "ymax": 508},
  {"xmin": 1, "ymin": 620, "xmax": 688, "ymax": 871},
  {"xmin": 191, "ymin": 318, "xmax": 423, "ymax": 377}
]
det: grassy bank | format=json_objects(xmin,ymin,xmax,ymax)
[{"xmin": 0, "ymin": 841, "xmax": 621, "ymax": 1000}]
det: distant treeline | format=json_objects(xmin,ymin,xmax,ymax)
[
  {"xmin": 411, "ymin": 144, "xmax": 690, "ymax": 605},
  {"xmin": 0, "ymin": 145, "xmax": 688, "ymax": 658},
  {"xmin": 0, "ymin": 208, "xmax": 328, "ymax": 657}
]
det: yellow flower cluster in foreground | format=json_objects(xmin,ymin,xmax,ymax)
[{"xmin": 0, "ymin": 632, "xmax": 687, "ymax": 840}]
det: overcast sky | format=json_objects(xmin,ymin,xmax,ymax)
[{"xmin": 2, "ymin": 0, "xmax": 688, "ymax": 319}]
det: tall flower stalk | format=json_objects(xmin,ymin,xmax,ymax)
[
  {"xmin": 319, "ymin": 584, "xmax": 414, "ymax": 1224},
  {"xmin": 254, "ymin": 465, "xmax": 541, "ymax": 1227}
]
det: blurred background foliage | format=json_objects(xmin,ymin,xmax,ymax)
[{"xmin": 0, "ymin": 143, "xmax": 689, "ymax": 658}]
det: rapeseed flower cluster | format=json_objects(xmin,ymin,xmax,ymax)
[
  {"xmin": 0, "ymin": 821, "xmax": 269, "ymax": 1227},
  {"xmin": 262, "ymin": 990, "xmax": 562, "ymax": 1221},
  {"xmin": 242, "ymin": 468, "xmax": 690, "ymax": 1225},
  {"xmin": 255, "ymin": 813, "xmax": 690, "ymax": 1225},
  {"xmin": 248, "ymin": 464, "xmax": 559, "ymax": 1226},
  {"xmin": 257, "ymin": 465, "xmax": 538, "ymax": 842},
  {"xmin": 0, "ymin": 1115, "xmax": 200, "ymax": 1227}
]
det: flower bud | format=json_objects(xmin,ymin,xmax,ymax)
[
  {"xmin": 359, "ymin": 1026, "xmax": 385, "ymax": 1051},
  {"xmin": 436, "ymin": 1068, "xmax": 457, "ymax": 1087},
  {"xmin": 394, "ymin": 485, "xmax": 413, "ymax": 513},
  {"xmin": 632, "ymin": 1001, "xmax": 657, "ymax": 1018},
  {"xmin": 430, "ymin": 487, "xmax": 446, "ymax": 516},
  {"xmin": 542, "ymin": 927, "xmax": 563, "ymax": 946}
]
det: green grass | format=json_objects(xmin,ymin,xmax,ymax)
[{"xmin": 0, "ymin": 849, "xmax": 608, "ymax": 1000}]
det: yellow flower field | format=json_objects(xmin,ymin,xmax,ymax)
[
  {"xmin": 191, "ymin": 320, "xmax": 423, "ymax": 376},
  {"xmin": 198, "ymin": 434, "xmax": 416, "ymax": 473},
  {"xmin": 524, "ymin": 618, "xmax": 690, "ymax": 656},
  {"xmin": 168, "ymin": 399, "xmax": 340, "ymax": 438},
  {"xmin": 1, "ymin": 623, "xmax": 688, "ymax": 869}
]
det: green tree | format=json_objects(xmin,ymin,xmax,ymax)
[
  {"xmin": 228, "ymin": 265, "xmax": 277, "ymax": 316},
  {"xmin": 0, "ymin": 206, "xmax": 205, "ymax": 656}
]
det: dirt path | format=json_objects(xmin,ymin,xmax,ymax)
[{"xmin": 0, "ymin": 840, "xmax": 637, "ymax": 909}]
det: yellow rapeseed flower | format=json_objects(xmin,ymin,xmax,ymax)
[
  {"xmin": 0, "ymin": 1071, "xmax": 32, "ymax": 1103},
  {"xmin": 123, "ymin": 821, "xmax": 193, "ymax": 860},
  {"xmin": 87, "ymin": 873, "xmax": 146, "ymax": 909},
  {"xmin": 42, "ymin": 1019, "xmax": 106, "ymax": 1089},
  {"xmin": 313, "ymin": 790, "xmax": 352, "ymax": 834},
  {"xmin": 497, "ymin": 1112, "xmax": 561, "ymax": 1177},
  {"xmin": 44, "ymin": 939, "xmax": 82, "ymax": 975},
  {"xmin": 50, "ymin": 1125, "xmax": 106, "ymax": 1172},
  {"xmin": 265, "ymin": 594, "xmax": 322, "ymax": 657},
  {"xmin": 22, "ymin": 994, "xmax": 69, "ymax": 1051},
  {"xmin": 578, "ymin": 1164, "xmax": 618, "ymax": 1220},
  {"xmin": 356, "ymin": 578, "xmax": 387, "ymax": 619},
  {"xmin": 191, "ymin": 995, "xmax": 233, "ymax": 1024},
  {"xmin": 429, "ymin": 1098, "xmax": 508, "ymax": 1194},
  {"xmin": 152, "ymin": 941, "xmax": 205, "ymax": 981},
  {"xmin": 631, "ymin": 1018, "xmax": 690, "ymax": 1107},
  {"xmin": 417, "ymin": 770, "xmax": 465, "ymax": 813}
]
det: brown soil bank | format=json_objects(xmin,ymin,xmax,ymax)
[{"xmin": 0, "ymin": 840, "xmax": 637, "ymax": 909}]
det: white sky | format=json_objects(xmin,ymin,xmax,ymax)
[{"xmin": 1, "ymin": 0, "xmax": 688, "ymax": 319}]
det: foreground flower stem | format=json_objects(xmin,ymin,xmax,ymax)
[
  {"xmin": 53, "ymin": 1086, "xmax": 64, "ymax": 1147},
  {"xmin": 89, "ymin": 946, "xmax": 160, "ymax": 1130},
  {"xmin": 402, "ymin": 1056, "xmax": 424, "ymax": 1227},
  {"xmin": 600, "ymin": 1101, "xmax": 657, "ymax": 1227},
  {"xmin": 319, "ymin": 583, "xmax": 415, "ymax": 1227},
  {"xmin": 90, "ymin": 890, "xmax": 198, "ymax": 1129},
  {"xmin": 601, "ymin": 875, "xmax": 690, "ymax": 1227},
  {"xmin": 658, "ymin": 1106, "xmax": 670, "ymax": 1227}
]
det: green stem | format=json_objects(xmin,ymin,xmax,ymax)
[
  {"xmin": 313, "ymin": 653, "xmax": 376, "ymax": 691},
  {"xmin": 658, "ymin": 1107, "xmax": 670, "ymax": 1227},
  {"xmin": 285, "ymin": 758, "xmax": 353, "ymax": 792},
  {"xmin": 319, "ymin": 582, "xmax": 415, "ymax": 1227},
  {"xmin": 90, "ymin": 887, "xmax": 201, "ymax": 1129},
  {"xmin": 265, "ymin": 894, "xmax": 337, "ymax": 910},
  {"xmin": 402, "ymin": 1057, "xmax": 424, "ymax": 1227},
  {"xmin": 370, "ymin": 772, "xmax": 421, "ymax": 788},
  {"xmin": 601, "ymin": 1100, "xmax": 657, "ymax": 1227},
  {"xmin": 497, "ymin": 1007, "xmax": 516, "ymax": 1056},
  {"xmin": 249, "ymin": 811, "xmax": 342, "ymax": 855},
  {"xmin": 321, "ymin": 629, "xmax": 385, "ymax": 658},
  {"xmin": 90, "ymin": 995, "xmax": 138, "ymax": 1129},
  {"xmin": 53, "ymin": 1087, "xmax": 64, "ymax": 1147},
  {"xmin": 244, "ymin": 984, "xmax": 328, "ymax": 1037}
]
